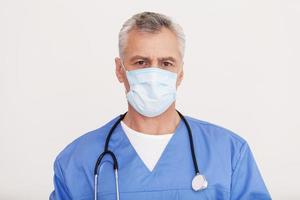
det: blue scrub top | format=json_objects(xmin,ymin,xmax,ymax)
[{"xmin": 49, "ymin": 115, "xmax": 271, "ymax": 200}]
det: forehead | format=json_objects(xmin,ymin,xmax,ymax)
[{"xmin": 123, "ymin": 27, "xmax": 181, "ymax": 61}]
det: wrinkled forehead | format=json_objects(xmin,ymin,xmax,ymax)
[{"xmin": 122, "ymin": 28, "xmax": 182, "ymax": 63}]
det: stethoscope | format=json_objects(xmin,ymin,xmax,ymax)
[{"xmin": 93, "ymin": 110, "xmax": 208, "ymax": 200}]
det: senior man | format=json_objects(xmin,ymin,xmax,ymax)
[{"xmin": 50, "ymin": 11, "xmax": 271, "ymax": 200}]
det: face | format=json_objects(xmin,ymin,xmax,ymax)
[{"xmin": 115, "ymin": 27, "xmax": 184, "ymax": 93}]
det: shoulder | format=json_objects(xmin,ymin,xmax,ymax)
[
  {"xmin": 184, "ymin": 115, "xmax": 249, "ymax": 170},
  {"xmin": 184, "ymin": 115, "xmax": 246, "ymax": 145},
  {"xmin": 53, "ymin": 115, "xmax": 121, "ymax": 168}
]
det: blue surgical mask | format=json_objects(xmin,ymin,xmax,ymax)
[{"xmin": 121, "ymin": 62, "xmax": 178, "ymax": 117}]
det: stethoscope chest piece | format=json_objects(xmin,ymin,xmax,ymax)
[{"xmin": 192, "ymin": 173, "xmax": 208, "ymax": 191}]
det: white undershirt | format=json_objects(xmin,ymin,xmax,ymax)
[{"xmin": 120, "ymin": 121, "xmax": 174, "ymax": 172}]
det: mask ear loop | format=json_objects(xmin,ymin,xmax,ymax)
[
  {"xmin": 120, "ymin": 60, "xmax": 127, "ymax": 73},
  {"xmin": 120, "ymin": 60, "xmax": 131, "ymax": 94}
]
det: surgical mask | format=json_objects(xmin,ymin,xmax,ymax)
[{"xmin": 121, "ymin": 62, "xmax": 178, "ymax": 117}]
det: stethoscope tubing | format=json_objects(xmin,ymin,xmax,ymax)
[{"xmin": 93, "ymin": 110, "xmax": 204, "ymax": 200}]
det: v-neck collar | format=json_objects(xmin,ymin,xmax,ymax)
[{"xmin": 116, "ymin": 118, "xmax": 185, "ymax": 174}]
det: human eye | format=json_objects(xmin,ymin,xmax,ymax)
[
  {"xmin": 134, "ymin": 60, "xmax": 147, "ymax": 67},
  {"xmin": 162, "ymin": 61, "xmax": 174, "ymax": 67}
]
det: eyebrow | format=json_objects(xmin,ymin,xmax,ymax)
[
  {"xmin": 158, "ymin": 57, "xmax": 177, "ymax": 63},
  {"xmin": 129, "ymin": 55, "xmax": 177, "ymax": 63},
  {"xmin": 129, "ymin": 55, "xmax": 149, "ymax": 62}
]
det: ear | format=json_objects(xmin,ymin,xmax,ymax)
[
  {"xmin": 177, "ymin": 69, "xmax": 184, "ymax": 87},
  {"xmin": 176, "ymin": 60, "xmax": 184, "ymax": 87},
  {"xmin": 115, "ymin": 57, "xmax": 125, "ymax": 83}
]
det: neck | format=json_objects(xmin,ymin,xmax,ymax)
[{"xmin": 122, "ymin": 102, "xmax": 181, "ymax": 135}]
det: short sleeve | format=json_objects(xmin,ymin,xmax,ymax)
[
  {"xmin": 49, "ymin": 158, "xmax": 72, "ymax": 200},
  {"xmin": 230, "ymin": 142, "xmax": 272, "ymax": 200}
]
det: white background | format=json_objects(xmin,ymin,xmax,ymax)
[{"xmin": 1, "ymin": 0, "xmax": 299, "ymax": 199}]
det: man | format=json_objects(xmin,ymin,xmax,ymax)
[{"xmin": 50, "ymin": 11, "xmax": 271, "ymax": 200}]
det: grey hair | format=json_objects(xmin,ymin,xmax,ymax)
[{"xmin": 118, "ymin": 11, "xmax": 185, "ymax": 60}]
